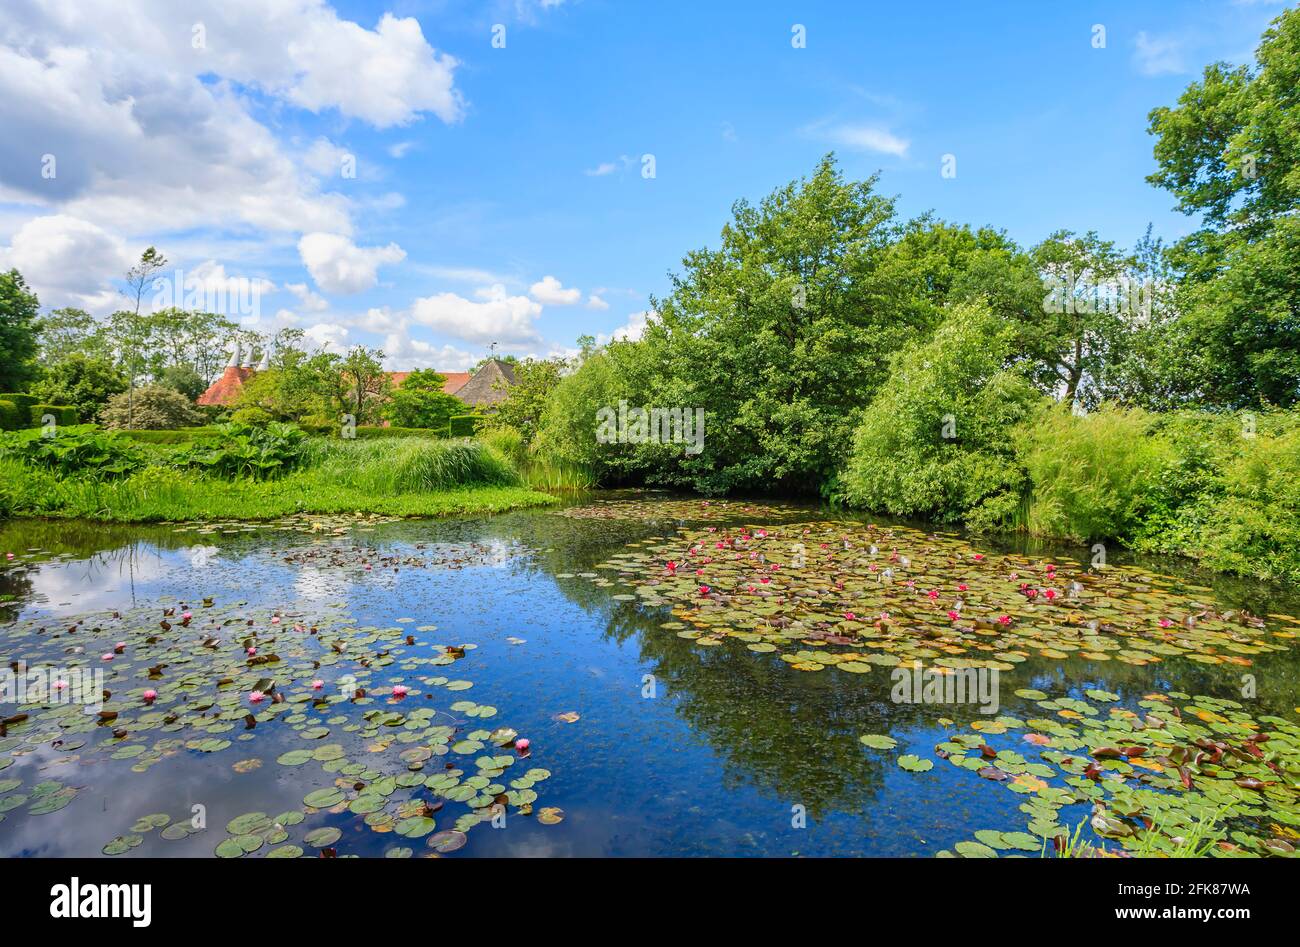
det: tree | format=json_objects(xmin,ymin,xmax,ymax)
[
  {"xmin": 483, "ymin": 357, "xmax": 565, "ymax": 444},
  {"xmin": 29, "ymin": 353, "xmax": 127, "ymax": 421},
  {"xmin": 1146, "ymin": 7, "xmax": 1300, "ymax": 407},
  {"xmin": 386, "ymin": 370, "xmax": 466, "ymax": 429},
  {"xmin": 98, "ymin": 384, "xmax": 204, "ymax": 430},
  {"xmin": 0, "ymin": 269, "xmax": 41, "ymax": 392},
  {"xmin": 305, "ymin": 346, "xmax": 390, "ymax": 424},
  {"xmin": 36, "ymin": 307, "xmax": 108, "ymax": 363},
  {"xmin": 158, "ymin": 364, "xmax": 206, "ymax": 401}
]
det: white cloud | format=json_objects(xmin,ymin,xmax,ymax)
[
  {"xmin": 285, "ymin": 282, "xmax": 329, "ymax": 312},
  {"xmin": 1134, "ymin": 32, "xmax": 1188, "ymax": 76},
  {"xmin": 529, "ymin": 274, "xmax": 582, "ymax": 305},
  {"xmin": 822, "ymin": 124, "xmax": 910, "ymax": 157},
  {"xmin": 303, "ymin": 321, "xmax": 350, "ymax": 353},
  {"xmin": 585, "ymin": 294, "xmax": 609, "ymax": 311},
  {"xmin": 388, "ymin": 141, "xmax": 415, "ymax": 159},
  {"xmin": 381, "ymin": 333, "xmax": 478, "ymax": 371},
  {"xmin": 298, "ymin": 232, "xmax": 406, "ymax": 295},
  {"xmin": 598, "ymin": 310, "xmax": 654, "ymax": 345},
  {"xmin": 584, "ymin": 162, "xmax": 618, "ymax": 177},
  {"xmin": 0, "ymin": 214, "xmax": 130, "ymax": 311},
  {"xmin": 410, "ymin": 283, "xmax": 542, "ymax": 344}
]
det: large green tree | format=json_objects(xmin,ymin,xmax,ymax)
[
  {"xmin": 385, "ymin": 370, "xmax": 465, "ymax": 429},
  {"xmin": 1146, "ymin": 7, "xmax": 1300, "ymax": 407},
  {"xmin": 0, "ymin": 269, "xmax": 41, "ymax": 391}
]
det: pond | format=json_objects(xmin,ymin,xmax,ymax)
[{"xmin": 1, "ymin": 493, "xmax": 1298, "ymax": 858}]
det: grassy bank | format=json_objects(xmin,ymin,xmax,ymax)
[{"xmin": 0, "ymin": 431, "xmax": 557, "ymax": 523}]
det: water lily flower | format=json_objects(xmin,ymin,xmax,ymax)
[
  {"xmin": 142, "ymin": 689, "xmax": 158, "ymax": 704},
  {"xmin": 756, "ymin": 530, "xmax": 767, "ymax": 539},
  {"xmin": 699, "ymin": 585, "xmax": 710, "ymax": 596},
  {"xmin": 759, "ymin": 577, "xmax": 771, "ymax": 584},
  {"xmin": 248, "ymin": 690, "xmax": 266, "ymax": 704},
  {"xmin": 181, "ymin": 611, "xmax": 192, "ymax": 620},
  {"xmin": 947, "ymin": 610, "xmax": 960, "ymax": 621},
  {"xmin": 747, "ymin": 585, "xmax": 756, "ymax": 593},
  {"xmin": 958, "ymin": 584, "xmax": 968, "ymax": 592},
  {"xmin": 997, "ymin": 615, "xmax": 1012, "ymax": 625},
  {"xmin": 1158, "ymin": 618, "xmax": 1173, "ymax": 628},
  {"xmin": 878, "ymin": 612, "xmax": 891, "ymax": 622},
  {"xmin": 927, "ymin": 589, "xmax": 940, "ymax": 600},
  {"xmin": 246, "ymin": 646, "xmax": 257, "ymax": 656},
  {"xmin": 1044, "ymin": 589, "xmax": 1057, "ymax": 601},
  {"xmin": 4, "ymin": 552, "xmax": 12, "ymax": 560},
  {"xmin": 271, "ymin": 616, "xmax": 281, "ymax": 625},
  {"xmin": 114, "ymin": 642, "xmax": 126, "ymax": 653},
  {"xmin": 665, "ymin": 560, "xmax": 677, "ymax": 571},
  {"xmin": 972, "ymin": 554, "xmax": 985, "ymax": 561},
  {"xmin": 54, "ymin": 680, "xmax": 68, "ymax": 691},
  {"xmin": 101, "ymin": 653, "xmax": 114, "ymax": 661},
  {"xmin": 1026, "ymin": 588, "xmax": 1038, "ymax": 599},
  {"xmin": 364, "ymin": 564, "xmax": 372, "ymax": 571},
  {"xmin": 844, "ymin": 612, "xmax": 857, "ymax": 621},
  {"xmin": 515, "ymin": 738, "xmax": 531, "ymax": 754},
  {"xmin": 391, "ymin": 684, "xmax": 409, "ymax": 698},
  {"xmin": 311, "ymin": 680, "xmax": 325, "ymax": 690}
]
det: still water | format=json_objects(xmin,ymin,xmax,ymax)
[{"xmin": 1, "ymin": 494, "xmax": 1297, "ymax": 858}]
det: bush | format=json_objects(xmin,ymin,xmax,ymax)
[
  {"xmin": 0, "ymin": 400, "xmax": 22, "ymax": 431},
  {"xmin": 840, "ymin": 303, "xmax": 1043, "ymax": 522},
  {"xmin": 99, "ymin": 385, "xmax": 205, "ymax": 430},
  {"xmin": 30, "ymin": 404, "xmax": 77, "ymax": 427},
  {"xmin": 448, "ymin": 415, "xmax": 479, "ymax": 437},
  {"xmin": 230, "ymin": 406, "xmax": 274, "ymax": 426},
  {"xmin": 1014, "ymin": 404, "xmax": 1170, "ymax": 542},
  {"xmin": 117, "ymin": 427, "xmax": 222, "ymax": 445},
  {"xmin": 352, "ymin": 426, "xmax": 444, "ymax": 439},
  {"xmin": 172, "ymin": 421, "xmax": 307, "ymax": 479},
  {"xmin": 0, "ymin": 393, "xmax": 38, "ymax": 426},
  {"xmin": 0, "ymin": 424, "xmax": 141, "ymax": 480}
]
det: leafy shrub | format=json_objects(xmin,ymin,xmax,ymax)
[
  {"xmin": 352, "ymin": 426, "xmax": 444, "ymax": 439},
  {"xmin": 31, "ymin": 404, "xmax": 77, "ymax": 427},
  {"xmin": 117, "ymin": 427, "xmax": 222, "ymax": 445},
  {"xmin": 840, "ymin": 303, "xmax": 1043, "ymax": 522},
  {"xmin": 230, "ymin": 406, "xmax": 274, "ymax": 426},
  {"xmin": 99, "ymin": 385, "xmax": 205, "ymax": 430},
  {"xmin": 1014, "ymin": 404, "xmax": 1170, "ymax": 542},
  {"xmin": 0, "ymin": 424, "xmax": 141, "ymax": 480},
  {"xmin": 172, "ymin": 421, "xmax": 307, "ymax": 479},
  {"xmin": 0, "ymin": 400, "xmax": 22, "ymax": 431}
]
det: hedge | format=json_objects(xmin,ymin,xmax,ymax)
[
  {"xmin": 0, "ymin": 393, "xmax": 38, "ymax": 426},
  {"xmin": 30, "ymin": 404, "xmax": 78, "ymax": 427},
  {"xmin": 118, "ymin": 427, "xmax": 223, "ymax": 444},
  {"xmin": 351, "ymin": 425, "xmax": 444, "ymax": 439},
  {"xmin": 448, "ymin": 415, "xmax": 479, "ymax": 437},
  {"xmin": 0, "ymin": 400, "xmax": 22, "ymax": 431}
]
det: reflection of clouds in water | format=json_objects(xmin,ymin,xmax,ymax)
[
  {"xmin": 293, "ymin": 565, "xmax": 351, "ymax": 601},
  {"xmin": 20, "ymin": 548, "xmax": 173, "ymax": 612}
]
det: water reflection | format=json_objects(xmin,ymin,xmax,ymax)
[{"xmin": 1, "ymin": 501, "xmax": 1298, "ymax": 857}]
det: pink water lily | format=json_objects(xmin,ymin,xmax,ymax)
[
  {"xmin": 248, "ymin": 690, "xmax": 266, "ymax": 704},
  {"xmin": 759, "ymin": 577, "xmax": 771, "ymax": 584},
  {"xmin": 142, "ymin": 689, "xmax": 158, "ymax": 704},
  {"xmin": 927, "ymin": 589, "xmax": 940, "ymax": 600},
  {"xmin": 997, "ymin": 615, "xmax": 1012, "ymax": 625},
  {"xmin": 101, "ymin": 653, "xmax": 114, "ymax": 661},
  {"xmin": 311, "ymin": 679, "xmax": 325, "ymax": 690},
  {"xmin": 391, "ymin": 684, "xmax": 409, "ymax": 698},
  {"xmin": 1044, "ymin": 589, "xmax": 1057, "ymax": 601},
  {"xmin": 54, "ymin": 680, "xmax": 68, "ymax": 691},
  {"xmin": 515, "ymin": 738, "xmax": 531, "ymax": 754},
  {"xmin": 1158, "ymin": 618, "xmax": 1173, "ymax": 628},
  {"xmin": 958, "ymin": 584, "xmax": 968, "ymax": 592},
  {"xmin": 972, "ymin": 554, "xmax": 985, "ymax": 561},
  {"xmin": 246, "ymin": 646, "xmax": 257, "ymax": 656},
  {"xmin": 843, "ymin": 612, "xmax": 857, "ymax": 621},
  {"xmin": 698, "ymin": 585, "xmax": 710, "ymax": 596},
  {"xmin": 271, "ymin": 616, "xmax": 281, "ymax": 624}
]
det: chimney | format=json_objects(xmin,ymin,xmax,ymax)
[
  {"xmin": 256, "ymin": 347, "xmax": 271, "ymax": 371},
  {"xmin": 227, "ymin": 341, "xmax": 241, "ymax": 368}
]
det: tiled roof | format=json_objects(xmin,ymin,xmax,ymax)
[{"xmin": 197, "ymin": 368, "xmax": 473, "ymax": 406}]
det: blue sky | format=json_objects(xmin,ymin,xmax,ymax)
[{"xmin": 0, "ymin": 0, "xmax": 1291, "ymax": 371}]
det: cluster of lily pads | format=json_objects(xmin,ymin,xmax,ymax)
[
  {"xmin": 862, "ymin": 689, "xmax": 1300, "ymax": 858},
  {"xmin": 553, "ymin": 498, "xmax": 808, "ymax": 523},
  {"xmin": 0, "ymin": 595, "xmax": 557, "ymax": 857},
  {"xmin": 170, "ymin": 512, "xmax": 402, "ymax": 538},
  {"xmin": 277, "ymin": 540, "xmax": 524, "ymax": 574},
  {"xmin": 593, "ymin": 521, "xmax": 1296, "ymax": 674}
]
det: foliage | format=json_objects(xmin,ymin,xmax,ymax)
[
  {"xmin": 385, "ymin": 370, "xmax": 464, "ymax": 430},
  {"xmin": 304, "ymin": 437, "xmax": 520, "ymax": 493},
  {"xmin": 171, "ymin": 421, "xmax": 307, "ymax": 480},
  {"xmin": 0, "ymin": 400, "xmax": 23, "ymax": 432},
  {"xmin": 448, "ymin": 415, "xmax": 480, "ymax": 437},
  {"xmin": 99, "ymin": 385, "xmax": 205, "ymax": 430},
  {"xmin": 0, "ymin": 269, "xmax": 40, "ymax": 392},
  {"xmin": 28, "ymin": 353, "xmax": 127, "ymax": 422},
  {"xmin": 158, "ymin": 363, "xmax": 207, "ymax": 401},
  {"xmin": 1013, "ymin": 405, "xmax": 1170, "ymax": 542},
  {"xmin": 482, "ymin": 357, "xmax": 566, "ymax": 445},
  {"xmin": 839, "ymin": 302, "xmax": 1043, "ymax": 522},
  {"xmin": 0, "ymin": 393, "xmax": 38, "ymax": 426},
  {"xmin": 0, "ymin": 424, "xmax": 141, "ymax": 480}
]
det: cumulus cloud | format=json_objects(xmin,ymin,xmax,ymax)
[
  {"xmin": 821, "ymin": 124, "xmax": 910, "ymax": 157},
  {"xmin": 381, "ymin": 332, "xmax": 478, "ymax": 371},
  {"xmin": 410, "ymin": 283, "xmax": 542, "ymax": 345},
  {"xmin": 586, "ymin": 293, "xmax": 609, "ymax": 311},
  {"xmin": 529, "ymin": 275, "xmax": 582, "ymax": 305},
  {"xmin": 0, "ymin": 214, "xmax": 130, "ymax": 310},
  {"xmin": 298, "ymin": 232, "xmax": 406, "ymax": 295},
  {"xmin": 598, "ymin": 309, "xmax": 654, "ymax": 345},
  {"xmin": 1133, "ymin": 32, "xmax": 1189, "ymax": 76}
]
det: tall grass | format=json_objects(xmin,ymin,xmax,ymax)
[
  {"xmin": 306, "ymin": 437, "xmax": 520, "ymax": 493},
  {"xmin": 481, "ymin": 427, "xmax": 595, "ymax": 491}
]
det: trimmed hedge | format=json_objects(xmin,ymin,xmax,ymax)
[
  {"xmin": 352, "ymin": 425, "xmax": 444, "ymax": 439},
  {"xmin": 0, "ymin": 400, "xmax": 22, "ymax": 431},
  {"xmin": 448, "ymin": 415, "xmax": 479, "ymax": 437},
  {"xmin": 0, "ymin": 393, "xmax": 38, "ymax": 426},
  {"xmin": 118, "ymin": 427, "xmax": 223, "ymax": 444},
  {"xmin": 31, "ymin": 404, "xmax": 78, "ymax": 427}
]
